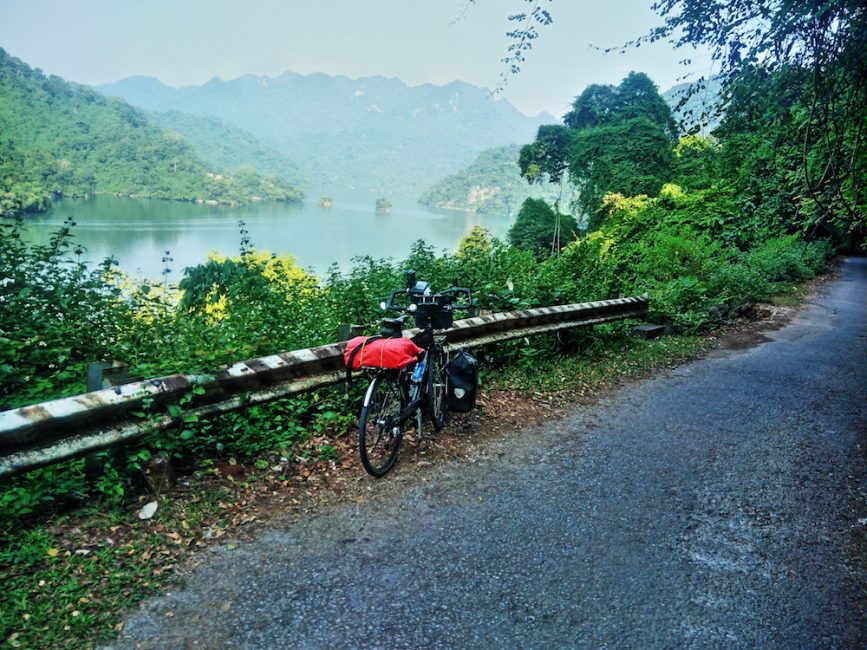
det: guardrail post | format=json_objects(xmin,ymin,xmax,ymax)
[
  {"xmin": 84, "ymin": 361, "xmax": 133, "ymax": 482},
  {"xmin": 337, "ymin": 323, "xmax": 365, "ymax": 341},
  {"xmin": 87, "ymin": 361, "xmax": 131, "ymax": 391},
  {"xmin": 632, "ymin": 324, "xmax": 665, "ymax": 340}
]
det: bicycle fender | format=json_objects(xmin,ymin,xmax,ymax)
[{"xmin": 362, "ymin": 377, "xmax": 380, "ymax": 407}]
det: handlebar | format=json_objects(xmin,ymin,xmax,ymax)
[{"xmin": 380, "ymin": 285, "xmax": 473, "ymax": 313}]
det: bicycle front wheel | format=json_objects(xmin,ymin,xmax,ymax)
[
  {"xmin": 426, "ymin": 345, "xmax": 448, "ymax": 431},
  {"xmin": 358, "ymin": 373, "xmax": 405, "ymax": 477}
]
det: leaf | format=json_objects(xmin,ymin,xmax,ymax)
[
  {"xmin": 46, "ymin": 547, "xmax": 59, "ymax": 557},
  {"xmin": 166, "ymin": 404, "xmax": 182, "ymax": 418}
]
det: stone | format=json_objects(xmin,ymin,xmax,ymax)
[{"xmin": 632, "ymin": 324, "xmax": 665, "ymax": 339}]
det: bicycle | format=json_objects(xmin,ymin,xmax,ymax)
[{"xmin": 355, "ymin": 271, "xmax": 472, "ymax": 477}]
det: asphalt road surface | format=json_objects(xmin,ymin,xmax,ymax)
[{"xmin": 108, "ymin": 258, "xmax": 867, "ymax": 649}]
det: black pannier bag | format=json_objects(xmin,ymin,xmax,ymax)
[{"xmin": 446, "ymin": 348, "xmax": 478, "ymax": 412}]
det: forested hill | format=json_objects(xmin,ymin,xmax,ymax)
[
  {"xmin": 418, "ymin": 145, "xmax": 576, "ymax": 215},
  {"xmin": 148, "ymin": 110, "xmax": 307, "ymax": 189},
  {"xmin": 97, "ymin": 73, "xmax": 555, "ymax": 195},
  {"xmin": 0, "ymin": 49, "xmax": 302, "ymax": 217}
]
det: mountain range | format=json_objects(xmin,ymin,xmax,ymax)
[
  {"xmin": 0, "ymin": 48, "xmax": 302, "ymax": 217},
  {"xmin": 97, "ymin": 73, "xmax": 556, "ymax": 196}
]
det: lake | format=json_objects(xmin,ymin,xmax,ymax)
[{"xmin": 19, "ymin": 192, "xmax": 514, "ymax": 281}]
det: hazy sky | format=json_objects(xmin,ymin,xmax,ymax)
[{"xmin": 0, "ymin": 0, "xmax": 711, "ymax": 118}]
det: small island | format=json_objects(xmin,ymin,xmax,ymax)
[
  {"xmin": 318, "ymin": 197, "xmax": 333, "ymax": 208},
  {"xmin": 375, "ymin": 197, "xmax": 392, "ymax": 214}
]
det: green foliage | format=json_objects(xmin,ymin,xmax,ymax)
[
  {"xmin": 0, "ymin": 48, "xmax": 302, "ymax": 217},
  {"xmin": 518, "ymin": 124, "xmax": 571, "ymax": 184},
  {"xmin": 520, "ymin": 72, "xmax": 676, "ymax": 222},
  {"xmin": 646, "ymin": 0, "xmax": 866, "ymax": 241},
  {"xmin": 672, "ymin": 135, "xmax": 720, "ymax": 190},
  {"xmin": 0, "ymin": 216, "xmax": 131, "ymax": 409},
  {"xmin": 570, "ymin": 117, "xmax": 674, "ymax": 226},
  {"xmin": 744, "ymin": 235, "xmax": 831, "ymax": 284},
  {"xmin": 564, "ymin": 72, "xmax": 677, "ymax": 138},
  {"xmin": 0, "ymin": 140, "xmax": 54, "ymax": 215},
  {"xmin": 507, "ymin": 198, "xmax": 578, "ymax": 259}
]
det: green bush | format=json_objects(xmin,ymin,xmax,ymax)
[
  {"xmin": 648, "ymin": 276, "xmax": 717, "ymax": 333},
  {"xmin": 707, "ymin": 262, "xmax": 770, "ymax": 315},
  {"xmin": 745, "ymin": 235, "xmax": 814, "ymax": 282},
  {"xmin": 0, "ymin": 216, "xmax": 132, "ymax": 409}
]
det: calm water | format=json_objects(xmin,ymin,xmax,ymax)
[{"xmin": 20, "ymin": 192, "xmax": 513, "ymax": 280}]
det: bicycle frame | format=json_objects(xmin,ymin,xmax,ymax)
[{"xmin": 360, "ymin": 335, "xmax": 442, "ymax": 432}]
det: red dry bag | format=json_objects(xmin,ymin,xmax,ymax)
[{"xmin": 343, "ymin": 336, "xmax": 423, "ymax": 371}]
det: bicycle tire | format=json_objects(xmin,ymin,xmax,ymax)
[
  {"xmin": 426, "ymin": 345, "xmax": 448, "ymax": 431},
  {"xmin": 358, "ymin": 373, "xmax": 404, "ymax": 477}
]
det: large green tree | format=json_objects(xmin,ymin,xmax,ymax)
[
  {"xmin": 507, "ymin": 197, "xmax": 577, "ymax": 259},
  {"xmin": 519, "ymin": 72, "xmax": 676, "ymax": 224}
]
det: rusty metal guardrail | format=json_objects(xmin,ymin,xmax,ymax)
[{"xmin": 0, "ymin": 294, "xmax": 648, "ymax": 477}]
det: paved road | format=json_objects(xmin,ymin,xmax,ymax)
[{"xmin": 109, "ymin": 258, "xmax": 867, "ymax": 649}]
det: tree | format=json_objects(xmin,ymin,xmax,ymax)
[
  {"xmin": 507, "ymin": 198, "xmax": 577, "ymax": 259},
  {"xmin": 638, "ymin": 0, "xmax": 866, "ymax": 238},
  {"xmin": 570, "ymin": 117, "xmax": 674, "ymax": 227},
  {"xmin": 520, "ymin": 72, "xmax": 675, "ymax": 224},
  {"xmin": 565, "ymin": 72, "xmax": 676, "ymax": 139}
]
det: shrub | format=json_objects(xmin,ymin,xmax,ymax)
[
  {"xmin": 707, "ymin": 262, "xmax": 770, "ymax": 315},
  {"xmin": 508, "ymin": 198, "xmax": 578, "ymax": 260},
  {"xmin": 745, "ymin": 235, "xmax": 814, "ymax": 282},
  {"xmin": 647, "ymin": 276, "xmax": 717, "ymax": 333},
  {"xmin": 0, "ymin": 216, "xmax": 132, "ymax": 409}
]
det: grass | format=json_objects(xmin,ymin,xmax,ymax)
[
  {"xmin": 1, "ymin": 482, "xmax": 233, "ymax": 649},
  {"xmin": 491, "ymin": 331, "xmax": 709, "ymax": 395}
]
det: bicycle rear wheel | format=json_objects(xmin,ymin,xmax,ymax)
[{"xmin": 358, "ymin": 373, "xmax": 405, "ymax": 477}]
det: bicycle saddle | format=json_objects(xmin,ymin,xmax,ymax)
[{"xmin": 380, "ymin": 318, "xmax": 404, "ymax": 338}]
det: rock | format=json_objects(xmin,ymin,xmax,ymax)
[{"xmin": 138, "ymin": 501, "xmax": 158, "ymax": 520}]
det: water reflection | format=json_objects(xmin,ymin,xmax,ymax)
[{"xmin": 19, "ymin": 192, "xmax": 513, "ymax": 280}]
